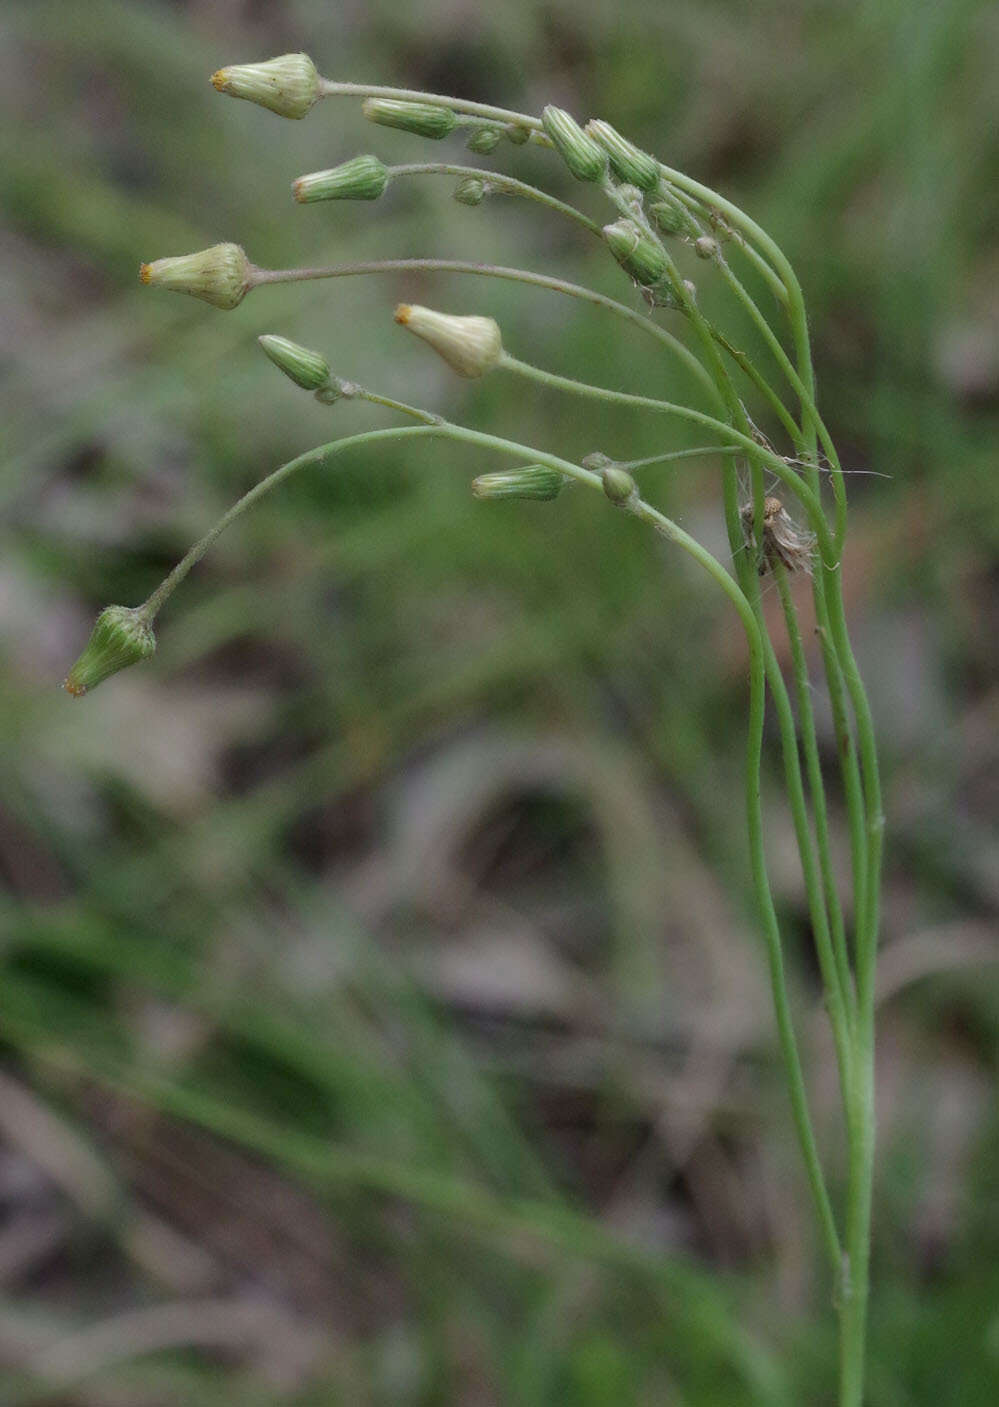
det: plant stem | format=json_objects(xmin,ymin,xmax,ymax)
[
  {"xmin": 773, "ymin": 566, "xmax": 855, "ymax": 1018},
  {"xmin": 388, "ymin": 163, "xmax": 602, "ymax": 235}
]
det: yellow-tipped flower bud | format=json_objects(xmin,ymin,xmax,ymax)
[
  {"xmin": 541, "ymin": 106, "xmax": 607, "ymax": 182},
  {"xmin": 601, "ymin": 466, "xmax": 636, "ymax": 504},
  {"xmin": 292, "ymin": 155, "xmax": 389, "ymax": 204},
  {"xmin": 210, "ymin": 53, "xmax": 319, "ymax": 120},
  {"xmin": 585, "ymin": 119, "xmax": 660, "ymax": 191},
  {"xmin": 394, "ymin": 303, "xmax": 503, "ymax": 378},
  {"xmin": 258, "ymin": 335, "xmax": 330, "ymax": 391},
  {"xmin": 472, "ymin": 466, "xmax": 565, "ymax": 501},
  {"xmin": 63, "ymin": 606, "xmax": 156, "ymax": 698},
  {"xmin": 602, "ymin": 219, "xmax": 668, "ymax": 286},
  {"xmin": 362, "ymin": 98, "xmax": 457, "ymax": 139},
  {"xmin": 139, "ymin": 243, "xmax": 252, "ymax": 310}
]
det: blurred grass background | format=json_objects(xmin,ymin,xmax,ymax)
[{"xmin": 1, "ymin": 0, "xmax": 998, "ymax": 1402}]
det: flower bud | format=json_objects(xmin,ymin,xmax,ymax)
[
  {"xmin": 210, "ymin": 53, "xmax": 319, "ymax": 120},
  {"xmin": 139, "ymin": 243, "xmax": 252, "ymax": 310},
  {"xmin": 694, "ymin": 235, "xmax": 719, "ymax": 260},
  {"xmin": 541, "ymin": 106, "xmax": 606, "ymax": 182},
  {"xmin": 394, "ymin": 303, "xmax": 503, "ymax": 378},
  {"xmin": 64, "ymin": 606, "xmax": 156, "ymax": 698},
  {"xmin": 466, "ymin": 127, "xmax": 503, "ymax": 154},
  {"xmin": 258, "ymin": 335, "xmax": 330, "ymax": 391},
  {"xmin": 601, "ymin": 466, "xmax": 636, "ymax": 504},
  {"xmin": 648, "ymin": 193, "xmax": 690, "ymax": 237},
  {"xmin": 472, "ymin": 466, "xmax": 564, "ymax": 501},
  {"xmin": 453, "ymin": 177, "xmax": 487, "ymax": 206},
  {"xmin": 602, "ymin": 219, "xmax": 668, "ymax": 286},
  {"xmin": 362, "ymin": 98, "xmax": 457, "ymax": 139},
  {"xmin": 504, "ymin": 123, "xmax": 532, "ymax": 145},
  {"xmin": 292, "ymin": 154, "xmax": 389, "ymax": 204},
  {"xmin": 584, "ymin": 119, "xmax": 659, "ymax": 191}
]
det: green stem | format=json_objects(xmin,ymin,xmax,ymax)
[
  {"xmin": 774, "ymin": 566, "xmax": 855, "ymax": 1020},
  {"xmin": 499, "ymin": 349, "xmax": 855, "ymax": 1079},
  {"xmin": 624, "ymin": 495, "xmax": 841, "ymax": 1270},
  {"xmin": 496, "ymin": 355, "xmax": 836, "ymax": 570},
  {"xmin": 389, "ymin": 162, "xmax": 602, "ymax": 236}
]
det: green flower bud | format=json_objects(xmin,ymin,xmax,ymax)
[
  {"xmin": 601, "ymin": 466, "xmax": 636, "ymax": 505},
  {"xmin": 453, "ymin": 177, "xmax": 487, "ymax": 206},
  {"xmin": 466, "ymin": 126, "xmax": 503, "ymax": 154},
  {"xmin": 258, "ymin": 334, "xmax": 330, "ymax": 391},
  {"xmin": 362, "ymin": 98, "xmax": 457, "ymax": 139},
  {"xmin": 139, "ymin": 243, "xmax": 252, "ymax": 310},
  {"xmin": 541, "ymin": 106, "xmax": 607, "ymax": 182},
  {"xmin": 472, "ymin": 466, "xmax": 564, "ymax": 501},
  {"xmin": 694, "ymin": 235, "xmax": 720, "ymax": 259},
  {"xmin": 504, "ymin": 123, "xmax": 532, "ymax": 145},
  {"xmin": 584, "ymin": 119, "xmax": 659, "ymax": 191},
  {"xmin": 64, "ymin": 606, "xmax": 156, "ymax": 698},
  {"xmin": 394, "ymin": 303, "xmax": 503, "ymax": 378},
  {"xmin": 292, "ymin": 154, "xmax": 389, "ymax": 204},
  {"xmin": 648, "ymin": 192, "xmax": 690, "ymax": 237},
  {"xmin": 211, "ymin": 53, "xmax": 319, "ymax": 120},
  {"xmin": 602, "ymin": 219, "xmax": 668, "ymax": 286}
]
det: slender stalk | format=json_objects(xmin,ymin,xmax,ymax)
[
  {"xmin": 388, "ymin": 163, "xmax": 602, "ymax": 236},
  {"xmin": 773, "ymin": 566, "xmax": 855, "ymax": 1018},
  {"xmin": 250, "ymin": 259, "xmax": 722, "ymax": 411},
  {"xmin": 317, "ymin": 79, "xmax": 545, "ymax": 139}
]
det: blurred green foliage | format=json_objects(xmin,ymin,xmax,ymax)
[{"xmin": 1, "ymin": 0, "xmax": 998, "ymax": 1402}]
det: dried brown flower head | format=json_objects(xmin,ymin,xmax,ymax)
[{"xmin": 741, "ymin": 496, "xmax": 815, "ymax": 575}]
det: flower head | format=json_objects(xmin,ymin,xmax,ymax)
[
  {"xmin": 394, "ymin": 304, "xmax": 503, "ymax": 378},
  {"xmin": 211, "ymin": 53, "xmax": 319, "ymax": 120},
  {"xmin": 139, "ymin": 243, "xmax": 252, "ymax": 310},
  {"xmin": 64, "ymin": 606, "xmax": 156, "ymax": 698}
]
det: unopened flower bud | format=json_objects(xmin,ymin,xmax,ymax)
[
  {"xmin": 453, "ymin": 177, "xmax": 487, "ymax": 206},
  {"xmin": 394, "ymin": 303, "xmax": 503, "ymax": 378},
  {"xmin": 472, "ymin": 466, "xmax": 564, "ymax": 501},
  {"xmin": 139, "ymin": 243, "xmax": 252, "ymax": 310},
  {"xmin": 602, "ymin": 219, "xmax": 668, "ymax": 286},
  {"xmin": 585, "ymin": 119, "xmax": 659, "ymax": 191},
  {"xmin": 648, "ymin": 193, "xmax": 690, "ymax": 237},
  {"xmin": 601, "ymin": 466, "xmax": 636, "ymax": 504},
  {"xmin": 467, "ymin": 127, "xmax": 503, "ymax": 154},
  {"xmin": 541, "ymin": 106, "xmax": 607, "ymax": 182},
  {"xmin": 581, "ymin": 451, "xmax": 614, "ymax": 471},
  {"xmin": 64, "ymin": 606, "xmax": 156, "ymax": 698},
  {"xmin": 292, "ymin": 154, "xmax": 389, "ymax": 204},
  {"xmin": 694, "ymin": 235, "xmax": 719, "ymax": 260},
  {"xmin": 211, "ymin": 53, "xmax": 319, "ymax": 120},
  {"xmin": 504, "ymin": 123, "xmax": 532, "ymax": 145},
  {"xmin": 362, "ymin": 98, "xmax": 457, "ymax": 139},
  {"xmin": 258, "ymin": 335, "xmax": 330, "ymax": 391}
]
